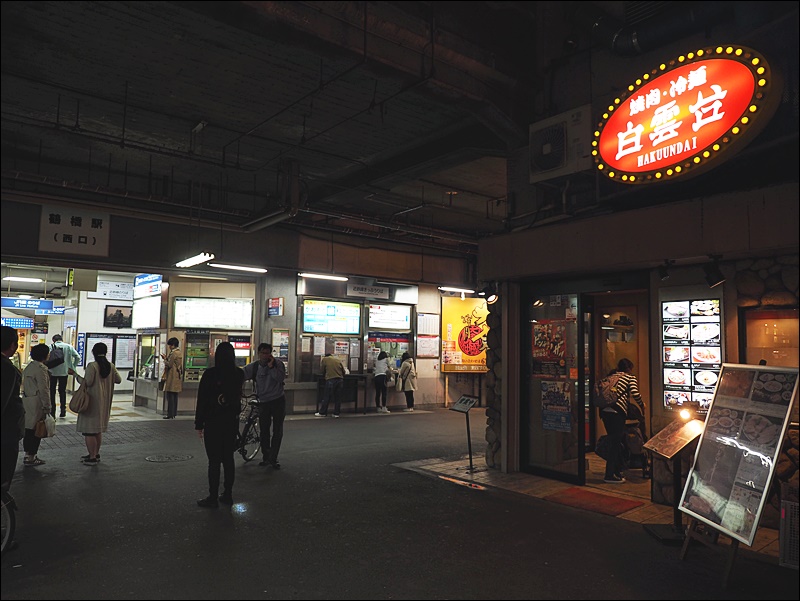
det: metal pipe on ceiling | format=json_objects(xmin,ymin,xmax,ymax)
[{"xmin": 299, "ymin": 206, "xmax": 477, "ymax": 246}]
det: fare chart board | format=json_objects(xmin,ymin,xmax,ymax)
[
  {"xmin": 679, "ymin": 364, "xmax": 798, "ymax": 546},
  {"xmin": 661, "ymin": 298, "xmax": 723, "ymax": 411}
]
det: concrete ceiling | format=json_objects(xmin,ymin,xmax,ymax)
[
  {"xmin": 2, "ymin": 1, "xmax": 797, "ymax": 265},
  {"xmin": 1, "ymin": 1, "xmax": 541, "ymax": 257}
]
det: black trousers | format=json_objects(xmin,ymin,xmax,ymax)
[
  {"xmin": 50, "ymin": 375, "xmax": 67, "ymax": 416},
  {"xmin": 258, "ymin": 395, "xmax": 286, "ymax": 463},
  {"xmin": 23, "ymin": 428, "xmax": 42, "ymax": 455},
  {"xmin": 374, "ymin": 374, "xmax": 387, "ymax": 407},
  {"xmin": 600, "ymin": 410, "xmax": 626, "ymax": 478},
  {"xmin": 203, "ymin": 424, "xmax": 237, "ymax": 497},
  {"xmin": 164, "ymin": 391, "xmax": 179, "ymax": 418}
]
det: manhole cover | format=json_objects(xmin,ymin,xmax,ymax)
[{"xmin": 145, "ymin": 454, "xmax": 194, "ymax": 463}]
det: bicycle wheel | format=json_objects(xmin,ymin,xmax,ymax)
[
  {"xmin": 1, "ymin": 491, "xmax": 16, "ymax": 556},
  {"xmin": 239, "ymin": 421, "xmax": 261, "ymax": 462}
]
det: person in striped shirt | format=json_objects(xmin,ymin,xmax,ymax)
[{"xmin": 600, "ymin": 358, "xmax": 645, "ymax": 483}]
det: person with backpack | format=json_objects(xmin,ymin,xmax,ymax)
[
  {"xmin": 47, "ymin": 334, "xmax": 81, "ymax": 418},
  {"xmin": 598, "ymin": 358, "xmax": 645, "ymax": 484}
]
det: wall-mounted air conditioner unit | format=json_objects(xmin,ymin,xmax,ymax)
[{"xmin": 529, "ymin": 104, "xmax": 594, "ymax": 184}]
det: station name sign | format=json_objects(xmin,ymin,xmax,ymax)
[{"xmin": 594, "ymin": 45, "xmax": 780, "ymax": 184}]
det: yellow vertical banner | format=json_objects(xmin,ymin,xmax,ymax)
[{"xmin": 440, "ymin": 297, "xmax": 489, "ymax": 373}]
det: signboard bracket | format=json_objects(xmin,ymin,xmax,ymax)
[
  {"xmin": 679, "ymin": 518, "xmax": 740, "ymax": 590},
  {"xmin": 449, "ymin": 395, "xmax": 478, "ymax": 473},
  {"xmin": 642, "ymin": 418, "xmax": 705, "ymax": 545}
]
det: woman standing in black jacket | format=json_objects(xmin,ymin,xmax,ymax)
[{"xmin": 194, "ymin": 342, "xmax": 244, "ymax": 508}]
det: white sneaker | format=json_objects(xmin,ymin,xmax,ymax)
[
  {"xmin": 383, "ymin": 407, "xmax": 390, "ymax": 413},
  {"xmin": 402, "ymin": 408, "xmax": 414, "ymax": 412},
  {"xmin": 314, "ymin": 412, "xmax": 326, "ymax": 417}
]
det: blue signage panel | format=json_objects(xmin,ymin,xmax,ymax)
[
  {"xmin": 1, "ymin": 297, "xmax": 55, "ymax": 310},
  {"xmin": 76, "ymin": 332, "xmax": 86, "ymax": 367},
  {"xmin": 133, "ymin": 273, "xmax": 163, "ymax": 299},
  {"xmin": 35, "ymin": 306, "xmax": 66, "ymax": 315},
  {"xmin": 1, "ymin": 317, "xmax": 35, "ymax": 329}
]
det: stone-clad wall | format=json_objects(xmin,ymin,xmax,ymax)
[
  {"xmin": 484, "ymin": 302, "xmax": 502, "ymax": 468},
  {"xmin": 734, "ymin": 255, "xmax": 799, "ymax": 308}
]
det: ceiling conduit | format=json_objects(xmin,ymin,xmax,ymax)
[{"xmin": 590, "ymin": 2, "xmax": 773, "ymax": 56}]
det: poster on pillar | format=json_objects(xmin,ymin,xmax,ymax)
[{"xmin": 440, "ymin": 297, "xmax": 489, "ymax": 373}]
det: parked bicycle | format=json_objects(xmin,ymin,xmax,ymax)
[
  {"xmin": 236, "ymin": 394, "xmax": 261, "ymax": 462},
  {"xmin": 1, "ymin": 486, "xmax": 16, "ymax": 556}
]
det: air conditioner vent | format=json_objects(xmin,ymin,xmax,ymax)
[{"xmin": 529, "ymin": 105, "xmax": 593, "ymax": 183}]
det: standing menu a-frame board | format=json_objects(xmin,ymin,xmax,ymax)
[{"xmin": 679, "ymin": 363, "xmax": 798, "ymax": 546}]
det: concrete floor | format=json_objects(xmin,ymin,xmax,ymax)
[{"xmin": 2, "ymin": 406, "xmax": 797, "ymax": 600}]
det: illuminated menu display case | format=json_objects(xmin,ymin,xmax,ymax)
[{"xmin": 662, "ymin": 298, "xmax": 723, "ymax": 411}]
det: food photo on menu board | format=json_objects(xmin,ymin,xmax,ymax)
[
  {"xmin": 690, "ymin": 299, "xmax": 720, "ymax": 318},
  {"xmin": 690, "ymin": 322, "xmax": 720, "ymax": 343},
  {"xmin": 692, "ymin": 392, "xmax": 714, "ymax": 409},
  {"xmin": 663, "ymin": 324, "xmax": 689, "ymax": 340},
  {"xmin": 692, "ymin": 346, "xmax": 721, "ymax": 364},
  {"xmin": 751, "ymin": 371, "xmax": 796, "ymax": 405},
  {"xmin": 693, "ymin": 369, "xmax": 719, "ymax": 387},
  {"xmin": 662, "ymin": 301, "xmax": 689, "ymax": 319},
  {"xmin": 664, "ymin": 390, "xmax": 691, "ymax": 407},
  {"xmin": 664, "ymin": 368, "xmax": 691, "ymax": 386},
  {"xmin": 663, "ymin": 345, "xmax": 690, "ymax": 363}
]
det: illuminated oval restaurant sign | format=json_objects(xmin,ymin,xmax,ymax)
[{"xmin": 594, "ymin": 46, "xmax": 780, "ymax": 184}]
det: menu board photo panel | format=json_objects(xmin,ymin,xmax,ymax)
[
  {"xmin": 679, "ymin": 364, "xmax": 798, "ymax": 546},
  {"xmin": 661, "ymin": 297, "xmax": 723, "ymax": 411}
]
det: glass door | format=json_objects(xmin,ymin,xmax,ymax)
[{"xmin": 522, "ymin": 293, "xmax": 586, "ymax": 485}]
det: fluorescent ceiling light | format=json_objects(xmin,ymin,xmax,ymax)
[
  {"xmin": 3, "ymin": 276, "xmax": 44, "ymax": 283},
  {"xmin": 208, "ymin": 263, "xmax": 268, "ymax": 273},
  {"xmin": 438, "ymin": 286, "xmax": 476, "ymax": 294},
  {"xmin": 17, "ymin": 294, "xmax": 33, "ymax": 299},
  {"xmin": 176, "ymin": 274, "xmax": 228, "ymax": 281},
  {"xmin": 299, "ymin": 272, "xmax": 348, "ymax": 282},
  {"xmin": 175, "ymin": 252, "xmax": 215, "ymax": 268}
]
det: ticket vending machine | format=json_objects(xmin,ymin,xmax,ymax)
[
  {"xmin": 184, "ymin": 331, "xmax": 211, "ymax": 383},
  {"xmin": 133, "ymin": 330, "xmax": 166, "ymax": 409}
]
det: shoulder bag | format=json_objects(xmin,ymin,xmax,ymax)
[{"xmin": 69, "ymin": 381, "xmax": 90, "ymax": 413}]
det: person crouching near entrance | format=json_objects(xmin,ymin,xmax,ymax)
[{"xmin": 600, "ymin": 358, "xmax": 645, "ymax": 484}]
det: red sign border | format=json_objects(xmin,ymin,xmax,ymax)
[{"xmin": 593, "ymin": 45, "xmax": 781, "ymax": 185}]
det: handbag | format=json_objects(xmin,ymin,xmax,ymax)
[
  {"xmin": 35, "ymin": 414, "xmax": 56, "ymax": 438},
  {"xmin": 386, "ymin": 372, "xmax": 395, "ymax": 387},
  {"xmin": 396, "ymin": 376, "xmax": 404, "ymax": 392},
  {"xmin": 69, "ymin": 383, "xmax": 90, "ymax": 413}
]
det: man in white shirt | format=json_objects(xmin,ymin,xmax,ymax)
[{"xmin": 48, "ymin": 334, "xmax": 82, "ymax": 418}]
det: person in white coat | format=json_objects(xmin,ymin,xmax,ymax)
[
  {"xmin": 76, "ymin": 342, "xmax": 121, "ymax": 465},
  {"xmin": 397, "ymin": 352, "xmax": 418, "ymax": 412},
  {"xmin": 21, "ymin": 343, "xmax": 52, "ymax": 467}
]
